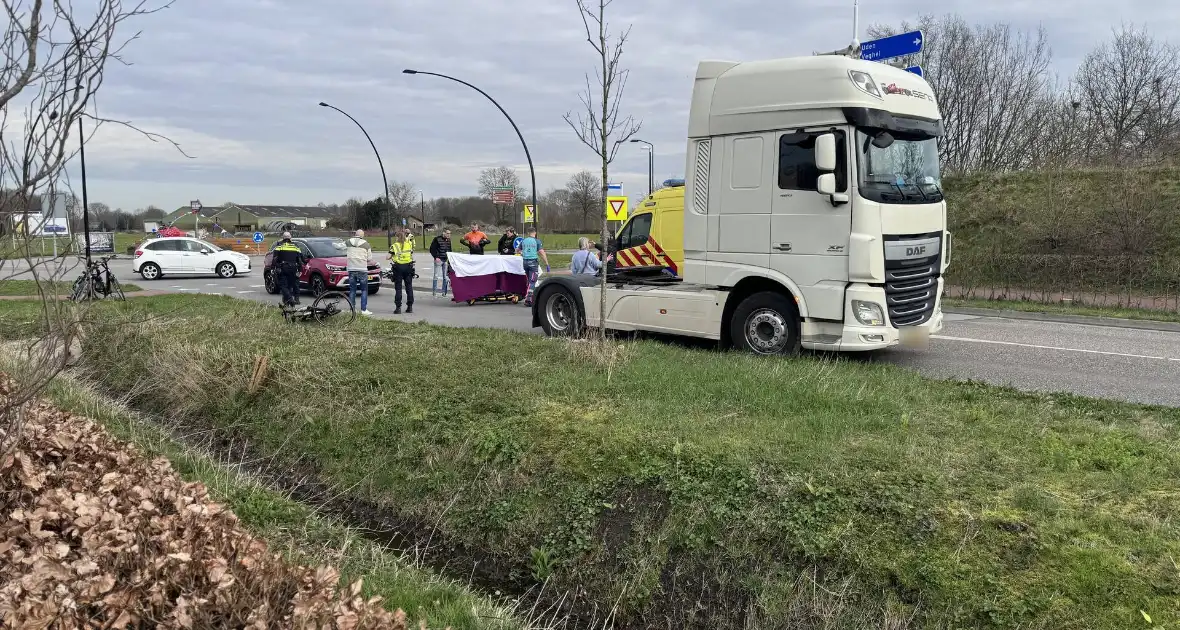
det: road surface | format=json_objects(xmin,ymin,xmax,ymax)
[{"xmin": 7, "ymin": 253, "xmax": 1180, "ymax": 407}]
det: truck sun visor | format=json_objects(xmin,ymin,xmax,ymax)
[{"xmin": 842, "ymin": 107, "xmax": 944, "ymax": 139}]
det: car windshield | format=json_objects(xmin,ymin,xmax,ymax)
[
  {"xmin": 858, "ymin": 131, "xmax": 943, "ymax": 204},
  {"xmin": 305, "ymin": 240, "xmax": 346, "ymax": 258}
]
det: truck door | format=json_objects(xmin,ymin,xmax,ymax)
[{"xmin": 770, "ymin": 129, "xmax": 853, "ymax": 320}]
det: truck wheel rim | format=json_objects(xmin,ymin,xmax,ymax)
[
  {"xmin": 745, "ymin": 308, "xmax": 788, "ymax": 354},
  {"xmin": 546, "ymin": 294, "xmax": 574, "ymax": 332}
]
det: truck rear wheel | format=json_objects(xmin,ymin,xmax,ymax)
[
  {"xmin": 730, "ymin": 291, "xmax": 801, "ymax": 355},
  {"xmin": 538, "ymin": 285, "xmax": 583, "ymax": 337}
]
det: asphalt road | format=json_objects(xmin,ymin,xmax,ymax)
[{"xmin": 8, "ymin": 254, "xmax": 1180, "ymax": 407}]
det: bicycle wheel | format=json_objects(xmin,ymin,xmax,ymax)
[
  {"xmin": 311, "ymin": 291, "xmax": 355, "ymax": 325},
  {"xmin": 108, "ymin": 274, "xmax": 127, "ymax": 301}
]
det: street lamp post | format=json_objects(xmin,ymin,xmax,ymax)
[
  {"xmin": 318, "ymin": 102, "xmax": 390, "ymax": 236},
  {"xmin": 402, "ymin": 69, "xmax": 539, "ymax": 230},
  {"xmin": 631, "ymin": 139, "xmax": 654, "ymax": 196}
]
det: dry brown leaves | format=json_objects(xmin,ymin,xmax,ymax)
[{"xmin": 0, "ymin": 376, "xmax": 415, "ymax": 629}]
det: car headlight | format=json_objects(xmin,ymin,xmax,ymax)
[
  {"xmin": 852, "ymin": 300, "xmax": 885, "ymax": 326},
  {"xmin": 325, "ymin": 264, "xmax": 345, "ymax": 272}
]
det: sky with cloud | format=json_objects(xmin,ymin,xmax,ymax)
[{"xmin": 39, "ymin": 0, "xmax": 1180, "ymax": 212}]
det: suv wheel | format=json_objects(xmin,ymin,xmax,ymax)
[
  {"xmin": 263, "ymin": 269, "xmax": 279, "ymax": 294},
  {"xmin": 309, "ymin": 274, "xmax": 326, "ymax": 296}
]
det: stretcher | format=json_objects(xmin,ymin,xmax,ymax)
[{"xmin": 445, "ymin": 252, "xmax": 528, "ymax": 305}]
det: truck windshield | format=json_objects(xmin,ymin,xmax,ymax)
[{"xmin": 858, "ymin": 131, "xmax": 943, "ymax": 204}]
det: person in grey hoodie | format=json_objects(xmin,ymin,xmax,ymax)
[{"xmin": 344, "ymin": 229, "xmax": 373, "ymax": 315}]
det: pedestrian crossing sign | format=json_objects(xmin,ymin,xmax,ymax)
[{"xmin": 606, "ymin": 196, "xmax": 628, "ymax": 221}]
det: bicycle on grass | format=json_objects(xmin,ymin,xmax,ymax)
[
  {"xmin": 281, "ymin": 290, "xmax": 356, "ymax": 325},
  {"xmin": 68, "ymin": 254, "xmax": 126, "ymax": 302}
]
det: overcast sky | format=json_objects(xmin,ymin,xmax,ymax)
[{"xmin": 50, "ymin": 0, "xmax": 1180, "ymax": 212}]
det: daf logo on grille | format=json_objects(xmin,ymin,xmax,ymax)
[{"xmin": 906, "ymin": 245, "xmax": 927, "ymax": 256}]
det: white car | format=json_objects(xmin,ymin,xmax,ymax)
[{"xmin": 132, "ymin": 237, "xmax": 252, "ymax": 280}]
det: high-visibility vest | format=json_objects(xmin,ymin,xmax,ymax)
[{"xmin": 390, "ymin": 238, "xmax": 414, "ymax": 264}]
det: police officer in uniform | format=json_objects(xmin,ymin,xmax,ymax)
[
  {"xmin": 388, "ymin": 228, "xmax": 415, "ymax": 314},
  {"xmin": 272, "ymin": 232, "xmax": 307, "ymax": 306}
]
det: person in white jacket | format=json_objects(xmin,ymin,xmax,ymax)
[{"xmin": 343, "ymin": 229, "xmax": 373, "ymax": 315}]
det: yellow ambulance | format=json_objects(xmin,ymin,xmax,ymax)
[{"xmin": 612, "ymin": 179, "xmax": 685, "ymax": 276}]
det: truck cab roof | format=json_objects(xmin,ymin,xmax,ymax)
[{"xmin": 688, "ymin": 55, "xmax": 941, "ymax": 138}]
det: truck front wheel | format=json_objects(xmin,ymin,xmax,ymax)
[{"xmin": 730, "ymin": 291, "xmax": 801, "ymax": 355}]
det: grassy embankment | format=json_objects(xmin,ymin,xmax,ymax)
[
  {"xmin": 1, "ymin": 360, "xmax": 537, "ymax": 629},
  {"xmin": 944, "ymin": 297, "xmax": 1180, "ymax": 324},
  {"xmin": 0, "ymin": 279, "xmax": 143, "ymax": 296},
  {"xmin": 2, "ymin": 294, "xmax": 1177, "ymax": 628},
  {"xmin": 944, "ymin": 167, "xmax": 1180, "ymax": 307}
]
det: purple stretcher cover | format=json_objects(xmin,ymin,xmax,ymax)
[{"xmin": 448, "ymin": 269, "xmax": 527, "ymax": 302}]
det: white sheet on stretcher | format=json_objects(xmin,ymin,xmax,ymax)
[{"xmin": 446, "ymin": 252, "xmax": 525, "ymax": 278}]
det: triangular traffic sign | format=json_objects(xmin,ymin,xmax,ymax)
[{"xmin": 606, "ymin": 195, "xmax": 628, "ymax": 221}]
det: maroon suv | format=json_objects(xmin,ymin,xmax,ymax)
[{"xmin": 264, "ymin": 237, "xmax": 380, "ymax": 296}]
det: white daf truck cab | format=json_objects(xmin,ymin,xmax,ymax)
[{"xmin": 532, "ymin": 54, "xmax": 949, "ymax": 354}]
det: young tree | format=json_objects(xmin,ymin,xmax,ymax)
[
  {"xmin": 564, "ymin": 0, "xmax": 642, "ymax": 334},
  {"xmin": 0, "ymin": 0, "xmax": 180, "ymax": 458},
  {"xmin": 566, "ymin": 170, "xmax": 602, "ymax": 232},
  {"xmin": 477, "ymin": 166, "xmax": 527, "ymax": 227}
]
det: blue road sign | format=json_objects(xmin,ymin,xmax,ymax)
[
  {"xmin": 860, "ymin": 30, "xmax": 924, "ymax": 62},
  {"xmin": 905, "ymin": 65, "xmax": 923, "ymax": 77},
  {"xmin": 252, "ymin": 231, "xmax": 264, "ymax": 243}
]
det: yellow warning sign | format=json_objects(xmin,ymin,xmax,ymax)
[
  {"xmin": 605, "ymin": 196, "xmax": 628, "ymax": 221},
  {"xmin": 523, "ymin": 205, "xmax": 536, "ymax": 222}
]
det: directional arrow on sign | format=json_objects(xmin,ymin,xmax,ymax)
[
  {"xmin": 860, "ymin": 30, "xmax": 924, "ymax": 62},
  {"xmin": 905, "ymin": 65, "xmax": 923, "ymax": 77}
]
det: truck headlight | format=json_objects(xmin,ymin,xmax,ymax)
[{"xmin": 852, "ymin": 300, "xmax": 885, "ymax": 326}]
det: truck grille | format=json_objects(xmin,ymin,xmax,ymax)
[{"xmin": 884, "ymin": 251, "xmax": 941, "ymax": 327}]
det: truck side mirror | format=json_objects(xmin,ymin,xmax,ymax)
[
  {"xmin": 817, "ymin": 173, "xmax": 836, "ymax": 195},
  {"xmin": 815, "ymin": 133, "xmax": 837, "ymax": 172},
  {"xmin": 818, "ymin": 174, "xmax": 850, "ymax": 206}
]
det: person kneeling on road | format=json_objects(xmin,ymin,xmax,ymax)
[
  {"xmin": 388, "ymin": 227, "xmax": 416, "ymax": 314},
  {"xmin": 273, "ymin": 232, "xmax": 306, "ymax": 307}
]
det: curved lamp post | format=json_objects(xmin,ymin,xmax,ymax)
[
  {"xmin": 402, "ymin": 69, "xmax": 538, "ymax": 229},
  {"xmin": 318, "ymin": 101, "xmax": 390, "ymax": 233},
  {"xmin": 630, "ymin": 138, "xmax": 654, "ymax": 196}
]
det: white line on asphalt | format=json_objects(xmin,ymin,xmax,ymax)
[
  {"xmin": 206, "ymin": 283, "xmax": 220, "ymax": 286},
  {"xmin": 237, "ymin": 291, "xmax": 253, "ymax": 294},
  {"xmin": 249, "ymin": 285, "xmax": 264, "ymax": 288},
  {"xmin": 931, "ymin": 335, "xmax": 1180, "ymax": 362}
]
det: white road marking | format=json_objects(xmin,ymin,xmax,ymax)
[
  {"xmin": 249, "ymin": 285, "xmax": 264, "ymax": 288},
  {"xmin": 931, "ymin": 334, "xmax": 1180, "ymax": 362},
  {"xmin": 237, "ymin": 290, "xmax": 253, "ymax": 294},
  {"xmin": 206, "ymin": 283, "xmax": 220, "ymax": 286},
  {"xmin": 177, "ymin": 288, "xmax": 196, "ymax": 292}
]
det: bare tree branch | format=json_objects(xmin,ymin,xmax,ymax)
[{"xmin": 0, "ymin": 0, "xmax": 179, "ymax": 459}]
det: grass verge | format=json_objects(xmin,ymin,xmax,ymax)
[
  {"xmin": 5, "ymin": 358, "xmax": 537, "ymax": 630},
  {"xmin": 944, "ymin": 297, "xmax": 1180, "ymax": 324},
  {"xmin": 3, "ymin": 295, "xmax": 1178, "ymax": 628},
  {"xmin": 0, "ymin": 279, "xmax": 143, "ymax": 296}
]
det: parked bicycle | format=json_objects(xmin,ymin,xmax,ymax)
[
  {"xmin": 68, "ymin": 254, "xmax": 126, "ymax": 302},
  {"xmin": 281, "ymin": 290, "xmax": 356, "ymax": 325}
]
